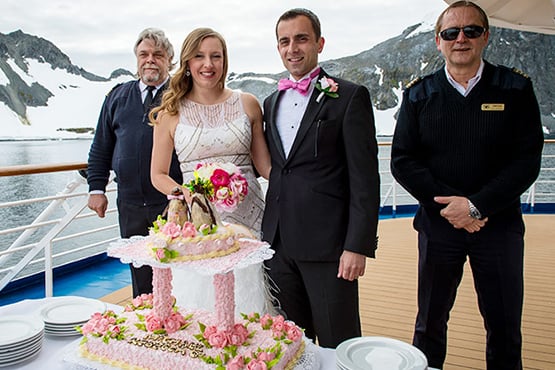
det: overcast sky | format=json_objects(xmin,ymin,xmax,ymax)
[{"xmin": 1, "ymin": 0, "xmax": 447, "ymax": 77}]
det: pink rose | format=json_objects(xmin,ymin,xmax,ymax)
[
  {"xmin": 161, "ymin": 221, "xmax": 181, "ymax": 238},
  {"xmin": 211, "ymin": 168, "xmax": 231, "ymax": 188},
  {"xmin": 219, "ymin": 197, "xmax": 238, "ymax": 212},
  {"xmin": 230, "ymin": 175, "xmax": 248, "ymax": 197},
  {"xmin": 208, "ymin": 331, "xmax": 229, "ymax": 348},
  {"xmin": 285, "ymin": 322, "xmax": 302, "ymax": 341},
  {"xmin": 327, "ymin": 78, "xmax": 338, "ymax": 92},
  {"xmin": 226, "ymin": 355, "xmax": 245, "ymax": 370},
  {"xmin": 80, "ymin": 321, "xmax": 94, "ymax": 335},
  {"xmin": 203, "ymin": 325, "xmax": 218, "ymax": 340},
  {"xmin": 131, "ymin": 296, "xmax": 143, "ymax": 307},
  {"xmin": 228, "ymin": 324, "xmax": 248, "ymax": 346},
  {"xmin": 257, "ymin": 351, "xmax": 275, "ymax": 362},
  {"xmin": 232, "ymin": 324, "xmax": 249, "ymax": 338},
  {"xmin": 154, "ymin": 248, "xmax": 166, "ymax": 261},
  {"xmin": 145, "ymin": 313, "xmax": 163, "ymax": 332},
  {"xmin": 246, "ymin": 359, "xmax": 268, "ymax": 370},
  {"xmin": 215, "ymin": 186, "xmax": 231, "ymax": 201},
  {"xmin": 271, "ymin": 318, "xmax": 285, "ymax": 333},
  {"xmin": 164, "ymin": 312, "xmax": 185, "ymax": 334},
  {"xmin": 110, "ymin": 325, "xmax": 121, "ymax": 337},
  {"xmin": 260, "ymin": 314, "xmax": 273, "ymax": 329},
  {"xmin": 199, "ymin": 224, "xmax": 211, "ymax": 235},
  {"xmin": 181, "ymin": 222, "xmax": 197, "ymax": 238}
]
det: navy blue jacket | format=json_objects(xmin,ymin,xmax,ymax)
[
  {"xmin": 391, "ymin": 61, "xmax": 544, "ymax": 223},
  {"xmin": 87, "ymin": 80, "xmax": 182, "ymax": 205}
]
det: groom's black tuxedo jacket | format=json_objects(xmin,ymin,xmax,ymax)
[{"xmin": 262, "ymin": 69, "xmax": 380, "ymax": 261}]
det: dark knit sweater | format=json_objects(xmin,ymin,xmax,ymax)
[
  {"xmin": 87, "ymin": 80, "xmax": 182, "ymax": 206},
  {"xmin": 391, "ymin": 61, "xmax": 544, "ymax": 218}
]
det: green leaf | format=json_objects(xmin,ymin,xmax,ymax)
[{"xmin": 135, "ymin": 323, "xmax": 147, "ymax": 331}]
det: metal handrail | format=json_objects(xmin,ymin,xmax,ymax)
[
  {"xmin": 0, "ymin": 140, "xmax": 553, "ymax": 296},
  {"xmin": 0, "ymin": 167, "xmax": 118, "ymax": 295}
]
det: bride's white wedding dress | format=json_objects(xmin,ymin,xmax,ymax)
[{"xmin": 171, "ymin": 91, "xmax": 271, "ymax": 315}]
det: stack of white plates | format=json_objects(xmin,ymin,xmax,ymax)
[
  {"xmin": 336, "ymin": 336, "xmax": 428, "ymax": 370},
  {"xmin": 39, "ymin": 296, "xmax": 106, "ymax": 336},
  {"xmin": 0, "ymin": 315, "xmax": 44, "ymax": 367}
]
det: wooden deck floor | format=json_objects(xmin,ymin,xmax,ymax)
[{"xmin": 101, "ymin": 214, "xmax": 555, "ymax": 370}]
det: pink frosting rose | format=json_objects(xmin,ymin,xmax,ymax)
[
  {"xmin": 260, "ymin": 314, "xmax": 273, "ymax": 329},
  {"xmin": 161, "ymin": 221, "xmax": 181, "ymax": 239},
  {"xmin": 181, "ymin": 221, "xmax": 197, "ymax": 238},
  {"xmin": 203, "ymin": 325, "xmax": 218, "ymax": 340},
  {"xmin": 164, "ymin": 312, "xmax": 185, "ymax": 334},
  {"xmin": 208, "ymin": 331, "xmax": 229, "ymax": 348},
  {"xmin": 271, "ymin": 316, "xmax": 285, "ymax": 333},
  {"xmin": 154, "ymin": 248, "xmax": 166, "ymax": 261},
  {"xmin": 246, "ymin": 359, "xmax": 268, "ymax": 370},
  {"xmin": 226, "ymin": 355, "xmax": 245, "ymax": 370},
  {"xmin": 257, "ymin": 351, "xmax": 276, "ymax": 362},
  {"xmin": 228, "ymin": 324, "xmax": 249, "ymax": 346},
  {"xmin": 285, "ymin": 322, "xmax": 302, "ymax": 341},
  {"xmin": 145, "ymin": 313, "xmax": 163, "ymax": 332},
  {"xmin": 110, "ymin": 325, "xmax": 121, "ymax": 337}
]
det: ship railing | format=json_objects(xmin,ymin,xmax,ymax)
[
  {"xmin": 0, "ymin": 164, "xmax": 119, "ymax": 295},
  {"xmin": 378, "ymin": 140, "xmax": 555, "ymax": 216},
  {"xmin": 0, "ymin": 141, "xmax": 553, "ymax": 297}
]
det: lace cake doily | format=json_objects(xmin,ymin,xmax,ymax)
[
  {"xmin": 107, "ymin": 236, "xmax": 274, "ymax": 275},
  {"xmin": 61, "ymin": 338, "xmax": 321, "ymax": 370}
]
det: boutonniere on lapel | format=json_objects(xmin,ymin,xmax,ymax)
[{"xmin": 315, "ymin": 76, "xmax": 339, "ymax": 103}]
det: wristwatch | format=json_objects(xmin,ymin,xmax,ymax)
[{"xmin": 468, "ymin": 199, "xmax": 483, "ymax": 220}]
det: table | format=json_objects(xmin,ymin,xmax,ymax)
[{"xmin": 0, "ymin": 297, "xmax": 336, "ymax": 369}]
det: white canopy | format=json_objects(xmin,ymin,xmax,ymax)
[{"xmin": 444, "ymin": 0, "xmax": 555, "ymax": 34}]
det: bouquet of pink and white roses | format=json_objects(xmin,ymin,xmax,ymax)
[{"xmin": 184, "ymin": 162, "xmax": 248, "ymax": 213}]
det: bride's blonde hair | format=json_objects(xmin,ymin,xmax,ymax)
[{"xmin": 150, "ymin": 27, "xmax": 229, "ymax": 124}]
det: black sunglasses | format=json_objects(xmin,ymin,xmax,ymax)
[{"xmin": 439, "ymin": 25, "xmax": 486, "ymax": 41}]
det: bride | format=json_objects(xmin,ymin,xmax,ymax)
[{"xmin": 149, "ymin": 27, "xmax": 272, "ymax": 316}]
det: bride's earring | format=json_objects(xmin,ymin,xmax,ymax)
[{"xmin": 186, "ymin": 69, "xmax": 191, "ymax": 76}]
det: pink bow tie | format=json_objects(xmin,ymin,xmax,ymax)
[{"xmin": 278, "ymin": 68, "xmax": 321, "ymax": 95}]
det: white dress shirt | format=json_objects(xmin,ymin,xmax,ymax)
[
  {"xmin": 445, "ymin": 60, "xmax": 485, "ymax": 96},
  {"xmin": 276, "ymin": 67, "xmax": 320, "ymax": 157}
]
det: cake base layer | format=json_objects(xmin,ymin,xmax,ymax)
[{"xmin": 78, "ymin": 308, "xmax": 306, "ymax": 370}]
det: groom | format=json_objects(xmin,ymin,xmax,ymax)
[{"xmin": 262, "ymin": 8, "xmax": 380, "ymax": 348}]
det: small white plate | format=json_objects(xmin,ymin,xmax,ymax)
[
  {"xmin": 0, "ymin": 344, "xmax": 41, "ymax": 367},
  {"xmin": 0, "ymin": 315, "xmax": 44, "ymax": 347},
  {"xmin": 0, "ymin": 333, "xmax": 42, "ymax": 354},
  {"xmin": 39, "ymin": 296, "xmax": 106, "ymax": 325},
  {"xmin": 0, "ymin": 338, "xmax": 42, "ymax": 363},
  {"xmin": 336, "ymin": 336, "xmax": 428, "ymax": 370}
]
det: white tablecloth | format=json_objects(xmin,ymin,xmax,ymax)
[{"xmin": 0, "ymin": 297, "xmax": 336, "ymax": 370}]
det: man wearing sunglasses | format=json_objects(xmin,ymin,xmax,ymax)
[{"xmin": 391, "ymin": 1, "xmax": 544, "ymax": 369}]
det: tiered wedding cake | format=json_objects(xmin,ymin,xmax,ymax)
[{"xmin": 76, "ymin": 163, "xmax": 309, "ymax": 370}]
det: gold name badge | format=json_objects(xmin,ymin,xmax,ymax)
[{"xmin": 481, "ymin": 103, "xmax": 505, "ymax": 111}]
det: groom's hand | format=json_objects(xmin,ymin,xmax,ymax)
[{"xmin": 337, "ymin": 250, "xmax": 366, "ymax": 281}]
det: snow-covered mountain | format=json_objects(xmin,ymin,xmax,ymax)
[
  {"xmin": 0, "ymin": 30, "xmax": 133, "ymax": 140},
  {"xmin": 0, "ymin": 58, "xmax": 131, "ymax": 139},
  {"xmin": 1, "ymin": 26, "xmax": 554, "ymax": 140}
]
